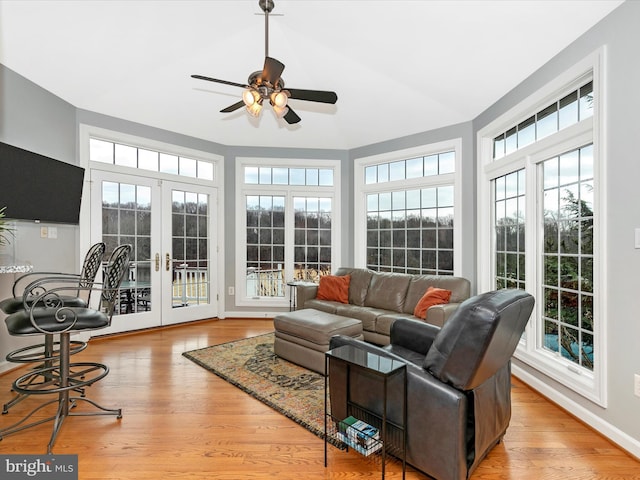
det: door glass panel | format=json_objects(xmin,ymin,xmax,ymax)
[
  {"xmin": 101, "ymin": 181, "xmax": 153, "ymax": 315},
  {"xmin": 171, "ymin": 189, "xmax": 209, "ymax": 307}
]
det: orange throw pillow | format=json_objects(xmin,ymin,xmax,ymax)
[
  {"xmin": 413, "ymin": 286, "xmax": 452, "ymax": 319},
  {"xmin": 316, "ymin": 275, "xmax": 351, "ymax": 304}
]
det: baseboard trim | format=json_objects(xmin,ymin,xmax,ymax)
[
  {"xmin": 512, "ymin": 364, "xmax": 640, "ymax": 460},
  {"xmin": 223, "ymin": 311, "xmax": 277, "ymax": 319}
]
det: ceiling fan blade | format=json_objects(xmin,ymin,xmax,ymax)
[
  {"xmin": 191, "ymin": 74, "xmax": 248, "ymax": 89},
  {"xmin": 220, "ymin": 101, "xmax": 245, "ymax": 113},
  {"xmin": 261, "ymin": 56, "xmax": 285, "ymax": 86},
  {"xmin": 287, "ymin": 88, "xmax": 338, "ymax": 104},
  {"xmin": 283, "ymin": 107, "xmax": 301, "ymax": 125}
]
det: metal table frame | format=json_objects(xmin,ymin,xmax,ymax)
[{"xmin": 324, "ymin": 344, "xmax": 407, "ymax": 479}]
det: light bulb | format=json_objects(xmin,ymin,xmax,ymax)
[
  {"xmin": 243, "ymin": 89, "xmax": 257, "ymax": 107},
  {"xmin": 271, "ymin": 91, "xmax": 288, "ymax": 108}
]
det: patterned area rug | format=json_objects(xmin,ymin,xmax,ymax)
[{"xmin": 183, "ymin": 332, "xmax": 332, "ymax": 443}]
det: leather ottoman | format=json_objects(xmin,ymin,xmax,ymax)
[{"xmin": 274, "ymin": 308, "xmax": 363, "ymax": 374}]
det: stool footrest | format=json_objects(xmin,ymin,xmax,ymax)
[
  {"xmin": 6, "ymin": 340, "xmax": 87, "ymax": 363},
  {"xmin": 12, "ymin": 362, "xmax": 110, "ymax": 395}
]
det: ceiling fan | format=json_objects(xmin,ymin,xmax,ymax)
[{"xmin": 191, "ymin": 0, "xmax": 338, "ymax": 125}]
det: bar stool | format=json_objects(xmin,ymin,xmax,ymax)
[
  {"xmin": 0, "ymin": 244, "xmax": 131, "ymax": 453},
  {"xmin": 0, "ymin": 242, "xmax": 106, "ymax": 413}
]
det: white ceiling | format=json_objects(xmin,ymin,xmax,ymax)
[{"xmin": 0, "ymin": 0, "xmax": 624, "ymax": 150}]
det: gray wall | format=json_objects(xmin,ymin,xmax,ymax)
[
  {"xmin": 0, "ymin": 64, "xmax": 79, "ymax": 370},
  {"xmin": 0, "ymin": 63, "xmax": 79, "ymax": 272},
  {"xmin": 474, "ymin": 0, "xmax": 640, "ymax": 451},
  {"xmin": 1, "ymin": 0, "xmax": 638, "ymax": 454}
]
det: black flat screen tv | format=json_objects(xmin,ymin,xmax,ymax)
[{"xmin": 0, "ymin": 141, "xmax": 85, "ymax": 224}]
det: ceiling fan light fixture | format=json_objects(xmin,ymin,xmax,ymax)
[
  {"xmin": 242, "ymin": 89, "xmax": 259, "ymax": 107},
  {"xmin": 191, "ymin": 0, "xmax": 338, "ymax": 125},
  {"xmin": 246, "ymin": 99, "xmax": 263, "ymax": 117},
  {"xmin": 270, "ymin": 90, "xmax": 288, "ymax": 108}
]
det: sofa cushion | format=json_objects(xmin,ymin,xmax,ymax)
[
  {"xmin": 413, "ymin": 286, "xmax": 452, "ymax": 319},
  {"xmin": 303, "ymin": 298, "xmax": 339, "ymax": 314},
  {"xmin": 403, "ymin": 275, "xmax": 470, "ymax": 314},
  {"xmin": 334, "ymin": 304, "xmax": 385, "ymax": 333},
  {"xmin": 335, "ymin": 267, "xmax": 374, "ymax": 306},
  {"xmin": 316, "ymin": 274, "xmax": 350, "ymax": 304},
  {"xmin": 364, "ymin": 272, "xmax": 411, "ymax": 312}
]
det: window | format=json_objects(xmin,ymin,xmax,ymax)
[
  {"xmin": 494, "ymin": 169, "xmax": 526, "ymax": 290},
  {"xmin": 542, "ymin": 145, "xmax": 594, "ymax": 371},
  {"xmin": 366, "ymin": 186, "xmax": 454, "ymax": 274},
  {"xmin": 355, "ymin": 140, "xmax": 462, "ymax": 276},
  {"xmin": 492, "ymin": 81, "xmax": 593, "ymax": 159},
  {"xmin": 172, "ymin": 190, "xmax": 210, "ymax": 306},
  {"xmin": 478, "ymin": 54, "xmax": 604, "ymax": 404},
  {"xmin": 245, "ymin": 195, "xmax": 285, "ymax": 298},
  {"xmin": 90, "ymin": 138, "xmax": 214, "ymax": 181},
  {"xmin": 236, "ymin": 159, "xmax": 340, "ymax": 306},
  {"xmin": 294, "ymin": 196, "xmax": 332, "ymax": 281}
]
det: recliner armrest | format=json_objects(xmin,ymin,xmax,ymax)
[{"xmin": 390, "ymin": 318, "xmax": 440, "ymax": 356}]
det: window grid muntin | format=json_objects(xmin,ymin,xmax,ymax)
[
  {"xmin": 493, "ymin": 81, "xmax": 593, "ymax": 160},
  {"xmin": 101, "ymin": 181, "xmax": 152, "ymax": 315},
  {"xmin": 238, "ymin": 159, "xmax": 339, "ymax": 304},
  {"xmin": 171, "ymin": 190, "xmax": 210, "ymax": 306},
  {"xmin": 542, "ymin": 144, "xmax": 594, "ymax": 371},
  {"xmin": 293, "ymin": 196, "xmax": 333, "ymax": 282},
  {"xmin": 365, "ymin": 151, "xmax": 455, "ymax": 185},
  {"xmin": 245, "ymin": 195, "xmax": 286, "ymax": 298},
  {"xmin": 244, "ymin": 166, "xmax": 334, "ymax": 186},
  {"xmin": 90, "ymin": 137, "xmax": 214, "ymax": 181},
  {"xmin": 494, "ymin": 169, "xmax": 526, "ymax": 290},
  {"xmin": 366, "ymin": 186, "xmax": 454, "ymax": 275}
]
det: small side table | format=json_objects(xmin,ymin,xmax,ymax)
[
  {"xmin": 286, "ymin": 280, "xmax": 316, "ymax": 311},
  {"xmin": 324, "ymin": 344, "xmax": 407, "ymax": 480}
]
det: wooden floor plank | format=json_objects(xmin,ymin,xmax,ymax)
[{"xmin": 0, "ymin": 318, "xmax": 638, "ymax": 479}]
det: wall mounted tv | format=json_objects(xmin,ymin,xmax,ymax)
[{"xmin": 0, "ymin": 141, "xmax": 85, "ymax": 225}]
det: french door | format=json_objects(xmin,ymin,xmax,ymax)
[{"xmin": 90, "ymin": 170, "xmax": 218, "ymax": 334}]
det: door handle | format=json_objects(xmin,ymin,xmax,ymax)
[
  {"xmin": 166, "ymin": 253, "xmax": 171, "ymax": 271},
  {"xmin": 155, "ymin": 253, "xmax": 160, "ymax": 272}
]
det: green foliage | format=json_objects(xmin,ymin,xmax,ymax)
[
  {"xmin": 0, "ymin": 206, "xmax": 15, "ymax": 247},
  {"xmin": 542, "ymin": 188, "xmax": 594, "ymax": 371}
]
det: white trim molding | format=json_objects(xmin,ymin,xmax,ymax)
[
  {"xmin": 353, "ymin": 138, "xmax": 464, "ymax": 275},
  {"xmin": 476, "ymin": 48, "xmax": 607, "ymax": 406}
]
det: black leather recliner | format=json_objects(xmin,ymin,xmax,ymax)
[{"xmin": 328, "ymin": 289, "xmax": 535, "ymax": 480}]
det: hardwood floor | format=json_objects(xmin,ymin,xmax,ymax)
[{"xmin": 0, "ymin": 318, "xmax": 638, "ymax": 479}]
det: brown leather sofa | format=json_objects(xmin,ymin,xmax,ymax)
[
  {"xmin": 296, "ymin": 267, "xmax": 470, "ymax": 345},
  {"xmin": 327, "ymin": 289, "xmax": 535, "ymax": 480}
]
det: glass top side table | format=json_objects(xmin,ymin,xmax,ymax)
[{"xmin": 324, "ymin": 344, "xmax": 407, "ymax": 480}]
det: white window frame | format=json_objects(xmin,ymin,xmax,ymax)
[
  {"xmin": 476, "ymin": 49, "xmax": 607, "ymax": 406},
  {"xmin": 78, "ymin": 124, "xmax": 225, "ymax": 316},
  {"xmin": 234, "ymin": 157, "xmax": 341, "ymax": 307},
  {"xmin": 354, "ymin": 139, "xmax": 463, "ymax": 274}
]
